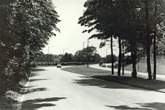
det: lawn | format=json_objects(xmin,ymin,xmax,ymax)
[
  {"xmin": 62, "ymin": 65, "xmax": 111, "ymax": 76},
  {"xmin": 62, "ymin": 65, "xmax": 165, "ymax": 93},
  {"xmin": 124, "ymin": 57, "xmax": 165, "ymax": 75}
]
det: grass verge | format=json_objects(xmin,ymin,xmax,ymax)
[
  {"xmin": 0, "ymin": 79, "xmax": 28, "ymax": 110},
  {"xmin": 62, "ymin": 65, "xmax": 165, "ymax": 93}
]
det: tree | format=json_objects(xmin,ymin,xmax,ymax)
[
  {"xmin": 153, "ymin": 0, "xmax": 157, "ymax": 80},
  {"xmin": 79, "ymin": 0, "xmax": 165, "ymax": 79},
  {"xmin": 79, "ymin": 0, "xmax": 119, "ymax": 75},
  {"xmin": 105, "ymin": 54, "xmax": 118, "ymax": 63},
  {"xmin": 79, "ymin": 0, "xmax": 143, "ymax": 77},
  {"xmin": 144, "ymin": 0, "xmax": 152, "ymax": 80},
  {"xmin": 0, "ymin": 0, "xmax": 60, "ymax": 93},
  {"xmin": 74, "ymin": 50, "xmax": 85, "ymax": 62},
  {"xmin": 13, "ymin": 0, "xmax": 60, "ymax": 62},
  {"xmin": 139, "ymin": 0, "xmax": 164, "ymax": 79},
  {"xmin": 74, "ymin": 46, "xmax": 99, "ymax": 63},
  {"xmin": 152, "ymin": 0, "xmax": 165, "ymax": 79},
  {"xmin": 61, "ymin": 53, "xmax": 74, "ymax": 62}
]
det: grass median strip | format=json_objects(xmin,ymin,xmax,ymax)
[
  {"xmin": 62, "ymin": 65, "xmax": 165, "ymax": 93},
  {"xmin": 62, "ymin": 65, "xmax": 111, "ymax": 76}
]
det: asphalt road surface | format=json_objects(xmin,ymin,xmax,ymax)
[{"xmin": 20, "ymin": 66, "xmax": 165, "ymax": 110}]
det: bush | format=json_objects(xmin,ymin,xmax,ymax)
[
  {"xmin": 124, "ymin": 56, "xmax": 132, "ymax": 64},
  {"xmin": 36, "ymin": 62, "xmax": 88, "ymax": 66},
  {"xmin": 105, "ymin": 54, "xmax": 118, "ymax": 63},
  {"xmin": 0, "ymin": 63, "xmax": 31, "ymax": 96}
]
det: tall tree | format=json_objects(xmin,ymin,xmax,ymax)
[
  {"xmin": 153, "ymin": 0, "xmax": 157, "ymax": 80},
  {"xmin": 79, "ymin": 0, "xmax": 144, "ymax": 77},
  {"xmin": 79, "ymin": 0, "xmax": 120, "ymax": 75},
  {"xmin": 74, "ymin": 46, "xmax": 98, "ymax": 63},
  {"xmin": 140, "ymin": 0, "xmax": 164, "ymax": 79},
  {"xmin": 0, "ymin": 0, "xmax": 60, "ymax": 92},
  {"xmin": 153, "ymin": 0, "xmax": 165, "ymax": 79},
  {"xmin": 145, "ymin": 0, "xmax": 152, "ymax": 80},
  {"xmin": 79, "ymin": 0, "xmax": 165, "ymax": 79},
  {"xmin": 61, "ymin": 53, "xmax": 74, "ymax": 62}
]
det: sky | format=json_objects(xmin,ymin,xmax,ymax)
[{"xmin": 42, "ymin": 0, "xmax": 118, "ymax": 57}]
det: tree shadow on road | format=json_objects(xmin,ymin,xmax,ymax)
[
  {"xmin": 107, "ymin": 102, "xmax": 165, "ymax": 110},
  {"xmin": 30, "ymin": 68, "xmax": 46, "ymax": 77},
  {"xmin": 29, "ymin": 78, "xmax": 48, "ymax": 82},
  {"xmin": 32, "ymin": 68, "xmax": 45, "ymax": 72},
  {"xmin": 21, "ymin": 97, "xmax": 66, "ymax": 110},
  {"xmin": 21, "ymin": 87, "xmax": 47, "ymax": 94},
  {"xmin": 30, "ymin": 73, "xmax": 40, "ymax": 77}
]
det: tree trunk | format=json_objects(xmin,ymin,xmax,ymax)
[
  {"xmin": 147, "ymin": 48, "xmax": 152, "ymax": 79},
  {"xmin": 153, "ymin": 0, "xmax": 157, "ymax": 80},
  {"xmin": 153, "ymin": 27, "xmax": 156, "ymax": 79},
  {"xmin": 122, "ymin": 40, "xmax": 124, "ymax": 76},
  {"xmin": 145, "ymin": 0, "xmax": 152, "ymax": 80},
  {"xmin": 111, "ymin": 36, "xmax": 114, "ymax": 75},
  {"xmin": 118, "ymin": 37, "xmax": 121, "ymax": 76},
  {"xmin": 131, "ymin": 51, "xmax": 137, "ymax": 78}
]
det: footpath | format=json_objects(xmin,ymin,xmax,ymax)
[{"xmin": 89, "ymin": 64, "xmax": 165, "ymax": 93}]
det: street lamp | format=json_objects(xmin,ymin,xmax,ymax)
[{"xmin": 87, "ymin": 38, "xmax": 90, "ymax": 68}]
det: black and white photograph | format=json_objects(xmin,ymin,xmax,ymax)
[{"xmin": 0, "ymin": 0, "xmax": 165, "ymax": 110}]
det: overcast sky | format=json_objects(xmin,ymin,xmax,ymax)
[{"xmin": 42, "ymin": 0, "xmax": 118, "ymax": 57}]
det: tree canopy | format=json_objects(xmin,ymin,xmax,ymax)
[
  {"xmin": 74, "ymin": 46, "xmax": 100, "ymax": 62},
  {"xmin": 0, "ymin": 0, "xmax": 60, "ymax": 93},
  {"xmin": 78, "ymin": 0, "xmax": 165, "ymax": 79}
]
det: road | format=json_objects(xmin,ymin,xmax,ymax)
[{"xmin": 20, "ymin": 66, "xmax": 165, "ymax": 110}]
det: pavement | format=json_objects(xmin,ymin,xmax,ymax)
[
  {"xmin": 89, "ymin": 64, "xmax": 165, "ymax": 93},
  {"xmin": 1, "ymin": 64, "xmax": 165, "ymax": 110},
  {"xmin": 19, "ymin": 66, "xmax": 165, "ymax": 110}
]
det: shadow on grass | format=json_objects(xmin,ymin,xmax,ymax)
[
  {"xmin": 63, "ymin": 66, "xmax": 165, "ymax": 92},
  {"xmin": 21, "ymin": 97, "xmax": 66, "ymax": 110},
  {"xmin": 93, "ymin": 75, "xmax": 165, "ymax": 92},
  {"xmin": 74, "ymin": 75, "xmax": 165, "ymax": 91},
  {"xmin": 74, "ymin": 76, "xmax": 141, "ymax": 90},
  {"xmin": 107, "ymin": 102, "xmax": 165, "ymax": 110}
]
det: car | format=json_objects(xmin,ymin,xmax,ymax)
[
  {"xmin": 99, "ymin": 61, "xmax": 104, "ymax": 66},
  {"xmin": 57, "ymin": 63, "xmax": 62, "ymax": 68},
  {"xmin": 101, "ymin": 63, "xmax": 106, "ymax": 67}
]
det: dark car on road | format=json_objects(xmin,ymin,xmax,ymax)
[{"xmin": 57, "ymin": 63, "xmax": 62, "ymax": 68}]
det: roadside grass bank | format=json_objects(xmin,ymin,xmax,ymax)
[
  {"xmin": 0, "ymin": 69, "xmax": 32, "ymax": 110},
  {"xmin": 62, "ymin": 65, "xmax": 165, "ymax": 93},
  {"xmin": 121, "ymin": 57, "xmax": 165, "ymax": 75},
  {"xmin": 0, "ymin": 79, "xmax": 28, "ymax": 110},
  {"xmin": 124, "ymin": 62, "xmax": 165, "ymax": 75}
]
